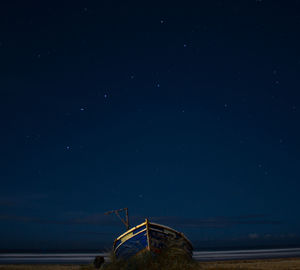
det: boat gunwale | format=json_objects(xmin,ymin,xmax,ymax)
[
  {"xmin": 114, "ymin": 228, "xmax": 147, "ymax": 252},
  {"xmin": 113, "ymin": 221, "xmax": 147, "ymax": 246}
]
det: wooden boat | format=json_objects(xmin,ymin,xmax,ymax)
[{"xmin": 112, "ymin": 218, "xmax": 193, "ymax": 259}]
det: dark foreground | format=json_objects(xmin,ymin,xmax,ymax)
[
  {"xmin": 1, "ymin": 248, "xmax": 300, "ymax": 264},
  {"xmin": 1, "ymin": 257, "xmax": 300, "ymax": 270},
  {"xmin": 0, "ymin": 251, "xmax": 300, "ymax": 270}
]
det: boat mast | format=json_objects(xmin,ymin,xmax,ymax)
[{"xmin": 105, "ymin": 207, "xmax": 130, "ymax": 230}]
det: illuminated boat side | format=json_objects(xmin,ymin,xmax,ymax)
[{"xmin": 113, "ymin": 221, "xmax": 148, "ymax": 259}]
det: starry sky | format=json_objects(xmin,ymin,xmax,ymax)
[{"xmin": 1, "ymin": 1, "xmax": 300, "ymax": 251}]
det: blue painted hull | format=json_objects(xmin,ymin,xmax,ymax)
[
  {"xmin": 114, "ymin": 223, "xmax": 148, "ymax": 258},
  {"xmin": 113, "ymin": 219, "xmax": 193, "ymax": 260}
]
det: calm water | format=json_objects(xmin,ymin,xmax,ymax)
[{"xmin": 1, "ymin": 248, "xmax": 300, "ymax": 264}]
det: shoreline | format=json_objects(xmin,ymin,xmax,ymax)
[{"xmin": 1, "ymin": 247, "xmax": 300, "ymax": 264}]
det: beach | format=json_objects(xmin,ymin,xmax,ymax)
[
  {"xmin": 1, "ymin": 248, "xmax": 300, "ymax": 269},
  {"xmin": 2, "ymin": 248, "xmax": 300, "ymax": 264},
  {"xmin": 1, "ymin": 258, "xmax": 300, "ymax": 269}
]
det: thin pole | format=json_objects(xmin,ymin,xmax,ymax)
[
  {"xmin": 145, "ymin": 218, "xmax": 151, "ymax": 251},
  {"xmin": 125, "ymin": 208, "xmax": 130, "ymax": 230}
]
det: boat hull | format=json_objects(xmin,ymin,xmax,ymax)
[{"xmin": 113, "ymin": 219, "xmax": 193, "ymax": 259}]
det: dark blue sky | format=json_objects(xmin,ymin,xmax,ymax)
[{"xmin": 1, "ymin": 1, "xmax": 300, "ymax": 250}]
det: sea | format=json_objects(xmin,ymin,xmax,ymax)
[{"xmin": 1, "ymin": 248, "xmax": 300, "ymax": 264}]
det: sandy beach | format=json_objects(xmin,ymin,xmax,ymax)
[{"xmin": 1, "ymin": 258, "xmax": 300, "ymax": 270}]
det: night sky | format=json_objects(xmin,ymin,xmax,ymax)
[{"xmin": 1, "ymin": 1, "xmax": 300, "ymax": 251}]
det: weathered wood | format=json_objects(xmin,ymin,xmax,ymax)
[{"xmin": 145, "ymin": 218, "xmax": 151, "ymax": 251}]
